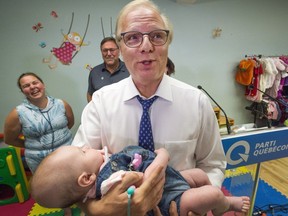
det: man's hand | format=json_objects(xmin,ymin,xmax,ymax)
[
  {"xmin": 77, "ymin": 166, "xmax": 165, "ymax": 216},
  {"xmin": 77, "ymin": 171, "xmax": 143, "ymax": 216},
  {"xmin": 131, "ymin": 166, "xmax": 165, "ymax": 215}
]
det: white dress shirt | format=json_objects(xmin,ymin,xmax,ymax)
[{"xmin": 73, "ymin": 74, "xmax": 226, "ymax": 187}]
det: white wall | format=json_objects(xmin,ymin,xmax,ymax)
[{"xmin": 1, "ymin": 0, "xmax": 287, "ymax": 135}]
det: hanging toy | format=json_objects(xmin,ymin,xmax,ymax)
[
  {"xmin": 43, "ymin": 32, "xmax": 87, "ymax": 69},
  {"xmin": 42, "ymin": 13, "xmax": 90, "ymax": 69}
]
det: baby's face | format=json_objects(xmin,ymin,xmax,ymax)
[{"xmin": 78, "ymin": 146, "xmax": 104, "ymax": 174}]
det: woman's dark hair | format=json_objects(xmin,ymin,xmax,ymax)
[
  {"xmin": 17, "ymin": 72, "xmax": 44, "ymax": 90},
  {"xmin": 166, "ymin": 57, "xmax": 175, "ymax": 76}
]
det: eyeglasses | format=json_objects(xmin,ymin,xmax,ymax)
[
  {"xmin": 120, "ymin": 30, "xmax": 169, "ymax": 48},
  {"xmin": 102, "ymin": 48, "xmax": 118, "ymax": 54}
]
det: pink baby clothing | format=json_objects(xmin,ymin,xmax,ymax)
[
  {"xmin": 83, "ymin": 148, "xmax": 141, "ymax": 202},
  {"xmin": 83, "ymin": 146, "xmax": 110, "ymax": 203}
]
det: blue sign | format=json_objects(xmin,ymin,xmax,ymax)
[{"xmin": 222, "ymin": 127, "xmax": 288, "ymax": 169}]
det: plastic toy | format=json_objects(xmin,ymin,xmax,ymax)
[{"xmin": 0, "ymin": 146, "xmax": 29, "ymax": 205}]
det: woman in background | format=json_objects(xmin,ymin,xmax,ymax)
[
  {"xmin": 4, "ymin": 72, "xmax": 74, "ymax": 173},
  {"xmin": 4, "ymin": 72, "xmax": 74, "ymax": 216}
]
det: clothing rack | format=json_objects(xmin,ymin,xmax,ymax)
[
  {"xmin": 244, "ymin": 54, "xmax": 262, "ymax": 58},
  {"xmin": 244, "ymin": 54, "xmax": 288, "ymax": 58},
  {"xmin": 241, "ymin": 54, "xmax": 288, "ymax": 127}
]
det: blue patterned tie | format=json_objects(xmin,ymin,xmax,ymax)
[{"xmin": 137, "ymin": 95, "xmax": 158, "ymax": 151}]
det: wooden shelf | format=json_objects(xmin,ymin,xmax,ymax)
[
  {"xmin": 219, "ymin": 115, "xmax": 234, "ymax": 127},
  {"xmin": 213, "ymin": 106, "xmax": 234, "ymax": 127}
]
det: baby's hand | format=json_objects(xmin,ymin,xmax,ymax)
[{"xmin": 155, "ymin": 148, "xmax": 170, "ymax": 161}]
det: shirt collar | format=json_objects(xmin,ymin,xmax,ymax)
[
  {"xmin": 23, "ymin": 96, "xmax": 54, "ymax": 111},
  {"xmin": 102, "ymin": 59, "xmax": 125, "ymax": 73},
  {"xmin": 123, "ymin": 74, "xmax": 173, "ymax": 102}
]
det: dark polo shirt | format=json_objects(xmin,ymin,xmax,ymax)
[{"xmin": 87, "ymin": 59, "xmax": 129, "ymax": 95}]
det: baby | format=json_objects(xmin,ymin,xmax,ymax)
[{"xmin": 31, "ymin": 145, "xmax": 250, "ymax": 216}]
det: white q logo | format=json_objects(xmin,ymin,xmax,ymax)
[{"xmin": 226, "ymin": 140, "xmax": 250, "ymax": 166}]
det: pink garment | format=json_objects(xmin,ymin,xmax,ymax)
[
  {"xmin": 267, "ymin": 101, "xmax": 278, "ymax": 120},
  {"xmin": 52, "ymin": 42, "xmax": 76, "ymax": 64},
  {"xmin": 83, "ymin": 149, "xmax": 142, "ymax": 201},
  {"xmin": 82, "ymin": 184, "xmax": 96, "ymax": 203},
  {"xmin": 101, "ymin": 153, "xmax": 142, "ymax": 195},
  {"xmin": 277, "ymin": 78, "xmax": 285, "ymax": 98},
  {"xmin": 83, "ymin": 146, "xmax": 110, "ymax": 203},
  {"xmin": 100, "ymin": 170, "xmax": 126, "ymax": 195},
  {"xmin": 266, "ymin": 73, "xmax": 282, "ymax": 99},
  {"xmin": 280, "ymin": 56, "xmax": 288, "ymax": 65}
]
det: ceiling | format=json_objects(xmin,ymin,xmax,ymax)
[
  {"xmin": 176, "ymin": 0, "xmax": 197, "ymax": 3},
  {"xmin": 175, "ymin": 0, "xmax": 221, "ymax": 4}
]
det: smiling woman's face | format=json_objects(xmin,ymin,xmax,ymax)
[{"xmin": 19, "ymin": 75, "xmax": 45, "ymax": 100}]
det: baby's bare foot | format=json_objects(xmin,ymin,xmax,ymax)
[
  {"xmin": 212, "ymin": 196, "xmax": 250, "ymax": 216},
  {"xmin": 227, "ymin": 196, "xmax": 250, "ymax": 213}
]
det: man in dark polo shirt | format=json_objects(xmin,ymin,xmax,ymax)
[{"xmin": 87, "ymin": 37, "xmax": 129, "ymax": 102}]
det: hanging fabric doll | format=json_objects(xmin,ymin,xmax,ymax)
[{"xmin": 43, "ymin": 32, "xmax": 87, "ymax": 69}]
